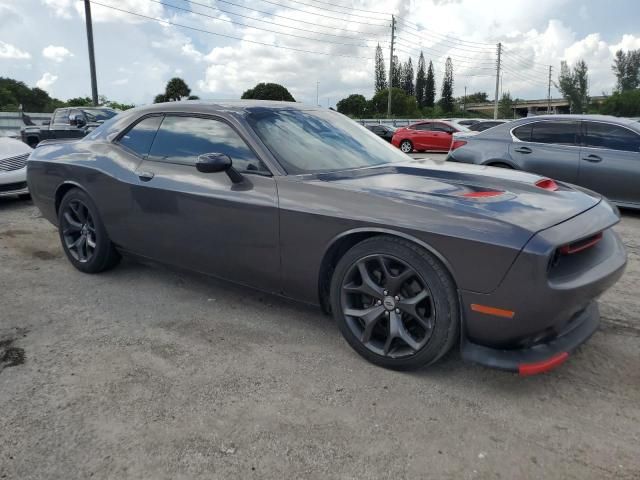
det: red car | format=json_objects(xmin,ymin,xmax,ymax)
[{"xmin": 392, "ymin": 120, "xmax": 469, "ymax": 153}]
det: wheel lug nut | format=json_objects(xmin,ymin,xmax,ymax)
[
  {"xmin": 376, "ymin": 300, "xmax": 382, "ymax": 305},
  {"xmin": 385, "ymin": 311, "xmax": 390, "ymax": 316},
  {"xmin": 394, "ymin": 296, "xmax": 400, "ymax": 301},
  {"xmin": 395, "ymin": 308, "xmax": 400, "ymax": 313},
  {"xmin": 383, "ymin": 290, "xmax": 388, "ymax": 295}
]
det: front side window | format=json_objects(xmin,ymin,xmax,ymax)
[
  {"xmin": 583, "ymin": 122, "xmax": 640, "ymax": 152},
  {"xmin": 530, "ymin": 121, "xmax": 579, "ymax": 145},
  {"xmin": 118, "ymin": 115, "xmax": 163, "ymax": 157},
  {"xmin": 246, "ymin": 108, "xmax": 409, "ymax": 174},
  {"xmin": 147, "ymin": 116, "xmax": 267, "ymax": 173}
]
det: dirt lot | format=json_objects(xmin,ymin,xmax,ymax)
[{"xmin": 1, "ymin": 197, "xmax": 639, "ymax": 480}]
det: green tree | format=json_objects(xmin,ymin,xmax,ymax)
[
  {"xmin": 556, "ymin": 59, "xmax": 589, "ymax": 114},
  {"xmin": 425, "ymin": 61, "xmax": 436, "ymax": 108},
  {"xmin": 402, "ymin": 58, "xmax": 415, "ymax": 96},
  {"xmin": 66, "ymin": 96, "xmax": 94, "ymax": 107},
  {"xmin": 415, "ymin": 52, "xmax": 426, "ymax": 108},
  {"xmin": 241, "ymin": 82, "xmax": 295, "ymax": 101},
  {"xmin": 391, "ymin": 55, "xmax": 402, "ymax": 89},
  {"xmin": 598, "ymin": 89, "xmax": 640, "ymax": 116},
  {"xmin": 612, "ymin": 49, "xmax": 640, "ymax": 92},
  {"xmin": 374, "ymin": 44, "xmax": 387, "ymax": 94},
  {"xmin": 187, "ymin": 95, "xmax": 200, "ymax": 100},
  {"xmin": 370, "ymin": 87, "xmax": 418, "ymax": 116},
  {"xmin": 336, "ymin": 94, "xmax": 368, "ymax": 117},
  {"xmin": 438, "ymin": 57, "xmax": 454, "ymax": 113},
  {"xmin": 154, "ymin": 94, "xmax": 166, "ymax": 104},
  {"xmin": 164, "ymin": 77, "xmax": 191, "ymax": 101},
  {"xmin": 498, "ymin": 92, "xmax": 514, "ymax": 117},
  {"xmin": 465, "ymin": 91, "xmax": 489, "ymax": 103}
]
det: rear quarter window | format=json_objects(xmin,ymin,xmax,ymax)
[
  {"xmin": 117, "ymin": 116, "xmax": 163, "ymax": 157},
  {"xmin": 512, "ymin": 124, "xmax": 532, "ymax": 141}
]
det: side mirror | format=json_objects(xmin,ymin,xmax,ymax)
[
  {"xmin": 69, "ymin": 113, "xmax": 86, "ymax": 128},
  {"xmin": 196, "ymin": 153, "xmax": 243, "ymax": 183}
]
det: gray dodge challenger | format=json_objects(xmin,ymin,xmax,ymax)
[{"xmin": 27, "ymin": 101, "xmax": 627, "ymax": 374}]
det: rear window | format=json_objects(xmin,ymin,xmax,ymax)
[{"xmin": 530, "ymin": 121, "xmax": 579, "ymax": 145}]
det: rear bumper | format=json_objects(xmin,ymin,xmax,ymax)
[{"xmin": 461, "ymin": 301, "xmax": 599, "ymax": 375}]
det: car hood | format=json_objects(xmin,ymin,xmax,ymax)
[
  {"xmin": 311, "ymin": 159, "xmax": 601, "ymax": 234},
  {"xmin": 0, "ymin": 136, "xmax": 32, "ymax": 158}
]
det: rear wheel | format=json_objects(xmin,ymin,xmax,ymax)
[
  {"xmin": 330, "ymin": 236, "xmax": 459, "ymax": 370},
  {"xmin": 58, "ymin": 188, "xmax": 120, "ymax": 273},
  {"xmin": 399, "ymin": 140, "xmax": 413, "ymax": 153}
]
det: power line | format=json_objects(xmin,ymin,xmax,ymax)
[
  {"xmin": 175, "ymin": 0, "xmax": 387, "ymax": 43},
  {"xmin": 185, "ymin": 0, "xmax": 385, "ymax": 37},
  {"xmin": 394, "ymin": 41, "xmax": 495, "ymax": 65},
  {"xmin": 285, "ymin": 0, "xmax": 389, "ymax": 16},
  {"xmin": 149, "ymin": 0, "xmax": 375, "ymax": 48},
  {"xmin": 250, "ymin": 0, "xmax": 388, "ymax": 28},
  {"xmin": 88, "ymin": 1, "xmax": 373, "ymax": 59},
  {"xmin": 277, "ymin": 0, "xmax": 389, "ymax": 22},
  {"xmin": 396, "ymin": 20, "xmax": 496, "ymax": 48}
]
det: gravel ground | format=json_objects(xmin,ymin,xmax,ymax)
[{"xmin": 1, "ymin": 197, "xmax": 639, "ymax": 480}]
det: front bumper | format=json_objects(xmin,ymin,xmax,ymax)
[
  {"xmin": 458, "ymin": 199, "xmax": 627, "ymax": 375},
  {"xmin": 461, "ymin": 301, "xmax": 599, "ymax": 375},
  {"xmin": 0, "ymin": 167, "xmax": 28, "ymax": 197}
]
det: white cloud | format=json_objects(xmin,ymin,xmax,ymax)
[
  {"xmin": 42, "ymin": 45, "xmax": 74, "ymax": 63},
  {"xmin": 36, "ymin": 72, "xmax": 58, "ymax": 90},
  {"xmin": 42, "ymin": 0, "xmax": 74, "ymax": 19},
  {"xmin": 0, "ymin": 41, "xmax": 31, "ymax": 60},
  {"xmin": 113, "ymin": 78, "xmax": 129, "ymax": 85}
]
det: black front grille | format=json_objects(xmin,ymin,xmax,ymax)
[
  {"xmin": 0, "ymin": 181, "xmax": 27, "ymax": 193},
  {"xmin": 0, "ymin": 153, "xmax": 29, "ymax": 172}
]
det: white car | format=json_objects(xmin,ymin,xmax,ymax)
[{"xmin": 0, "ymin": 136, "xmax": 32, "ymax": 198}]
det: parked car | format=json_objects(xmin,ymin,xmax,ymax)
[
  {"xmin": 366, "ymin": 124, "xmax": 396, "ymax": 142},
  {"xmin": 21, "ymin": 107, "xmax": 118, "ymax": 148},
  {"xmin": 447, "ymin": 114, "xmax": 640, "ymax": 209},
  {"xmin": 28, "ymin": 101, "xmax": 626, "ymax": 374},
  {"xmin": 442, "ymin": 118, "xmax": 482, "ymax": 127},
  {"xmin": 468, "ymin": 120, "xmax": 509, "ymax": 132},
  {"xmin": 0, "ymin": 136, "xmax": 32, "ymax": 198},
  {"xmin": 392, "ymin": 120, "xmax": 470, "ymax": 153}
]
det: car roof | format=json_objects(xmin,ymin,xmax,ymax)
[
  {"xmin": 515, "ymin": 114, "xmax": 638, "ymax": 125},
  {"xmin": 129, "ymin": 100, "xmax": 318, "ymax": 116}
]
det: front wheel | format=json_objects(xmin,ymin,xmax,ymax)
[
  {"xmin": 399, "ymin": 140, "xmax": 413, "ymax": 153},
  {"xmin": 330, "ymin": 236, "xmax": 459, "ymax": 370},
  {"xmin": 58, "ymin": 188, "xmax": 120, "ymax": 273}
]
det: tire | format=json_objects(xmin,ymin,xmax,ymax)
[
  {"xmin": 330, "ymin": 236, "xmax": 459, "ymax": 370},
  {"xmin": 57, "ymin": 188, "xmax": 120, "ymax": 273},
  {"xmin": 399, "ymin": 140, "xmax": 413, "ymax": 153}
]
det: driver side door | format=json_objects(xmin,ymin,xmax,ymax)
[{"xmin": 128, "ymin": 114, "xmax": 281, "ymax": 293}]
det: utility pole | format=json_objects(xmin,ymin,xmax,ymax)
[
  {"xmin": 547, "ymin": 65, "xmax": 553, "ymax": 114},
  {"xmin": 493, "ymin": 42, "xmax": 501, "ymax": 120},
  {"xmin": 463, "ymin": 85, "xmax": 467, "ymax": 113},
  {"xmin": 387, "ymin": 14, "xmax": 396, "ymax": 118},
  {"xmin": 84, "ymin": 0, "xmax": 99, "ymax": 106},
  {"xmin": 316, "ymin": 81, "xmax": 319, "ymax": 106}
]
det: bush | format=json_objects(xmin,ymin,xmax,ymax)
[{"xmin": 598, "ymin": 90, "xmax": 640, "ymax": 117}]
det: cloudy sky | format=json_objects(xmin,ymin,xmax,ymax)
[{"xmin": 1, "ymin": 0, "xmax": 639, "ymax": 107}]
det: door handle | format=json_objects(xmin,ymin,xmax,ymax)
[
  {"xmin": 583, "ymin": 154, "xmax": 602, "ymax": 163},
  {"xmin": 514, "ymin": 146, "xmax": 532, "ymax": 154},
  {"xmin": 137, "ymin": 170, "xmax": 155, "ymax": 181}
]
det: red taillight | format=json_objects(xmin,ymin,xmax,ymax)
[
  {"xmin": 462, "ymin": 190, "xmax": 505, "ymax": 198},
  {"xmin": 559, "ymin": 232, "xmax": 603, "ymax": 255},
  {"xmin": 535, "ymin": 178, "xmax": 559, "ymax": 191},
  {"xmin": 450, "ymin": 140, "xmax": 467, "ymax": 151},
  {"xmin": 519, "ymin": 352, "xmax": 569, "ymax": 376}
]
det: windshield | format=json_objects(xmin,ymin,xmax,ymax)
[
  {"xmin": 246, "ymin": 108, "xmax": 409, "ymax": 174},
  {"xmin": 82, "ymin": 108, "xmax": 117, "ymax": 122}
]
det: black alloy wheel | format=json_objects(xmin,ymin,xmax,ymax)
[
  {"xmin": 61, "ymin": 199, "xmax": 96, "ymax": 263},
  {"xmin": 330, "ymin": 236, "xmax": 459, "ymax": 370},
  {"xmin": 341, "ymin": 254, "xmax": 435, "ymax": 358},
  {"xmin": 57, "ymin": 188, "xmax": 120, "ymax": 273}
]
